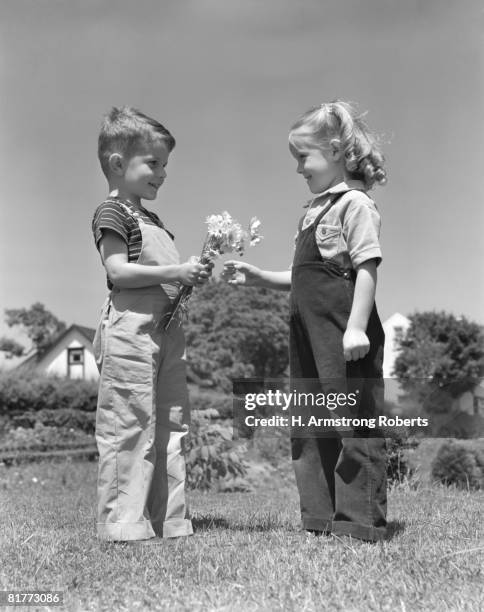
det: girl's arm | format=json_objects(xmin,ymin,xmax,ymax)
[
  {"xmin": 223, "ymin": 261, "xmax": 291, "ymax": 291},
  {"xmin": 343, "ymin": 259, "xmax": 377, "ymax": 361},
  {"xmin": 99, "ymin": 230, "xmax": 211, "ymax": 289}
]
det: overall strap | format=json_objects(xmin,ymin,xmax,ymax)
[
  {"xmin": 297, "ymin": 193, "xmax": 338, "ymax": 233},
  {"xmin": 104, "ymin": 198, "xmax": 142, "ymax": 225},
  {"xmin": 311, "ymin": 188, "xmax": 366, "ymax": 229},
  {"xmin": 104, "ymin": 199, "xmax": 173, "ymax": 239}
]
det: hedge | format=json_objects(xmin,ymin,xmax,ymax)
[{"xmin": 0, "ymin": 370, "xmax": 98, "ymax": 416}]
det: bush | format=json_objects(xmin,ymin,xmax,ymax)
[
  {"xmin": 12, "ymin": 408, "xmax": 96, "ymax": 434},
  {"xmin": 185, "ymin": 280, "xmax": 290, "ymax": 392},
  {"xmin": 185, "ymin": 413, "xmax": 248, "ymax": 491},
  {"xmin": 189, "ymin": 386, "xmax": 233, "ymax": 419},
  {"xmin": 431, "ymin": 440, "xmax": 484, "ymax": 490},
  {"xmin": 435, "ymin": 411, "xmax": 484, "ymax": 439},
  {"xmin": 0, "ymin": 422, "xmax": 94, "ymax": 453},
  {"xmin": 0, "ymin": 371, "xmax": 98, "ymax": 418},
  {"xmin": 246, "ymin": 426, "xmax": 291, "ymax": 467},
  {"xmin": 385, "ymin": 431, "xmax": 420, "ymax": 485}
]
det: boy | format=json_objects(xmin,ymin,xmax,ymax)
[{"xmin": 92, "ymin": 106, "xmax": 211, "ymax": 543}]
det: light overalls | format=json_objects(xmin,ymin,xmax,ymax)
[{"xmin": 93, "ymin": 202, "xmax": 193, "ymax": 541}]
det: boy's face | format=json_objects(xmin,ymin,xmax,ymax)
[{"xmin": 120, "ymin": 138, "xmax": 170, "ymax": 203}]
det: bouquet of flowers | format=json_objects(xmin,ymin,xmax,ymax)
[{"xmin": 164, "ymin": 212, "xmax": 263, "ymax": 330}]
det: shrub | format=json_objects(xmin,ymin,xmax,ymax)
[
  {"xmin": 189, "ymin": 386, "xmax": 233, "ymax": 419},
  {"xmin": 12, "ymin": 408, "xmax": 96, "ymax": 434},
  {"xmin": 0, "ymin": 371, "xmax": 56, "ymax": 414},
  {"xmin": 185, "ymin": 414, "xmax": 248, "ymax": 491},
  {"xmin": 0, "ymin": 371, "xmax": 98, "ymax": 418},
  {"xmin": 247, "ymin": 426, "xmax": 291, "ymax": 467},
  {"xmin": 185, "ymin": 281, "xmax": 290, "ymax": 392},
  {"xmin": 385, "ymin": 431, "xmax": 420, "ymax": 485},
  {"xmin": 435, "ymin": 411, "xmax": 484, "ymax": 439},
  {"xmin": 431, "ymin": 440, "xmax": 484, "ymax": 490},
  {"xmin": 0, "ymin": 422, "xmax": 94, "ymax": 453}
]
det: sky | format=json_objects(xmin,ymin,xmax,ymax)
[{"xmin": 0, "ymin": 0, "xmax": 483, "ymax": 344}]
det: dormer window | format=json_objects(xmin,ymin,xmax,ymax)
[{"xmin": 68, "ymin": 347, "xmax": 84, "ymax": 365}]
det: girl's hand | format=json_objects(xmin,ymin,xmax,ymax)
[
  {"xmin": 179, "ymin": 259, "xmax": 212, "ymax": 286},
  {"xmin": 343, "ymin": 327, "xmax": 370, "ymax": 361},
  {"xmin": 222, "ymin": 261, "xmax": 262, "ymax": 286}
]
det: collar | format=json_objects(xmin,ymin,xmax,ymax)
[
  {"xmin": 303, "ymin": 179, "xmax": 366, "ymax": 208},
  {"xmin": 106, "ymin": 195, "xmax": 168, "ymax": 232},
  {"xmin": 107, "ymin": 194, "xmax": 158, "ymax": 218}
]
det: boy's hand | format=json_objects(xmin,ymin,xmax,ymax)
[
  {"xmin": 222, "ymin": 261, "xmax": 262, "ymax": 287},
  {"xmin": 343, "ymin": 327, "xmax": 370, "ymax": 361},
  {"xmin": 179, "ymin": 259, "xmax": 212, "ymax": 287},
  {"xmin": 191, "ymin": 255, "xmax": 214, "ymax": 281}
]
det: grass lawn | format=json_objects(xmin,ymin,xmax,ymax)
[{"xmin": 0, "ymin": 458, "xmax": 483, "ymax": 612}]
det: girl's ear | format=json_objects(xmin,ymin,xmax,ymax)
[
  {"xmin": 108, "ymin": 153, "xmax": 124, "ymax": 175},
  {"xmin": 329, "ymin": 138, "xmax": 343, "ymax": 161}
]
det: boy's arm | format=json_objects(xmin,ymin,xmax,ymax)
[
  {"xmin": 223, "ymin": 261, "xmax": 291, "ymax": 291},
  {"xmin": 343, "ymin": 259, "xmax": 377, "ymax": 361},
  {"xmin": 99, "ymin": 230, "xmax": 210, "ymax": 289}
]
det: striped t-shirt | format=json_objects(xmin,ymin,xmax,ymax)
[{"xmin": 92, "ymin": 198, "xmax": 174, "ymax": 289}]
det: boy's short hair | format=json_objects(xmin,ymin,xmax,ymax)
[{"xmin": 98, "ymin": 106, "xmax": 176, "ymax": 177}]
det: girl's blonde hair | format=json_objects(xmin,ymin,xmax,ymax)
[{"xmin": 290, "ymin": 100, "xmax": 387, "ymax": 189}]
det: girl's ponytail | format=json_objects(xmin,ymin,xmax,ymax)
[
  {"xmin": 330, "ymin": 101, "xmax": 387, "ymax": 189},
  {"xmin": 291, "ymin": 100, "xmax": 387, "ymax": 190}
]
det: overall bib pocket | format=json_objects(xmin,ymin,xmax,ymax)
[{"xmin": 315, "ymin": 223, "xmax": 341, "ymax": 260}]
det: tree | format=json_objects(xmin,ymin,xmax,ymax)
[
  {"xmin": 0, "ymin": 303, "xmax": 66, "ymax": 358},
  {"xmin": 393, "ymin": 311, "xmax": 484, "ymax": 413},
  {"xmin": 185, "ymin": 280, "xmax": 290, "ymax": 392}
]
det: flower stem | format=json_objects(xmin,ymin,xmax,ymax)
[{"xmin": 164, "ymin": 235, "xmax": 212, "ymax": 331}]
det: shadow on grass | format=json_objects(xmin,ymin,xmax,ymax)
[
  {"xmin": 192, "ymin": 514, "xmax": 296, "ymax": 533},
  {"xmin": 193, "ymin": 516, "xmax": 407, "ymax": 538},
  {"xmin": 192, "ymin": 516, "xmax": 231, "ymax": 531},
  {"xmin": 385, "ymin": 520, "xmax": 406, "ymax": 540}
]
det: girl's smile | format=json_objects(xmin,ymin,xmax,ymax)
[{"xmin": 289, "ymin": 130, "xmax": 344, "ymax": 194}]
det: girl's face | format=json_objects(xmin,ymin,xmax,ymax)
[{"xmin": 289, "ymin": 129, "xmax": 344, "ymax": 194}]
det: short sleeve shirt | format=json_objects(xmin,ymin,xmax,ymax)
[
  {"xmin": 92, "ymin": 198, "xmax": 173, "ymax": 289},
  {"xmin": 296, "ymin": 180, "xmax": 382, "ymax": 269}
]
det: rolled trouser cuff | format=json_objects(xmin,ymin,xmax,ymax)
[
  {"xmin": 302, "ymin": 517, "xmax": 332, "ymax": 533},
  {"xmin": 97, "ymin": 520, "xmax": 155, "ymax": 542},
  {"xmin": 160, "ymin": 518, "xmax": 193, "ymax": 538},
  {"xmin": 331, "ymin": 520, "xmax": 386, "ymax": 542}
]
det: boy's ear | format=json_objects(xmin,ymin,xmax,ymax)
[
  {"xmin": 329, "ymin": 138, "xmax": 342, "ymax": 161},
  {"xmin": 108, "ymin": 153, "xmax": 124, "ymax": 175}
]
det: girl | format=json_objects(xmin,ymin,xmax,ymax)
[{"xmin": 224, "ymin": 100, "xmax": 388, "ymax": 542}]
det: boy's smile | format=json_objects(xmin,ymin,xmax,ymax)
[{"xmin": 116, "ymin": 139, "xmax": 170, "ymax": 205}]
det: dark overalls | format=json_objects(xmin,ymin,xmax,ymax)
[{"xmin": 289, "ymin": 190, "xmax": 387, "ymax": 542}]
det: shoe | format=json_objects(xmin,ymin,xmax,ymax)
[
  {"xmin": 122, "ymin": 538, "xmax": 164, "ymax": 546},
  {"xmin": 306, "ymin": 529, "xmax": 330, "ymax": 537}
]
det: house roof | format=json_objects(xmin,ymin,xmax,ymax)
[
  {"xmin": 15, "ymin": 323, "xmax": 96, "ymax": 369},
  {"xmin": 45, "ymin": 324, "xmax": 96, "ymax": 347},
  {"xmin": 74, "ymin": 325, "xmax": 96, "ymax": 343}
]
